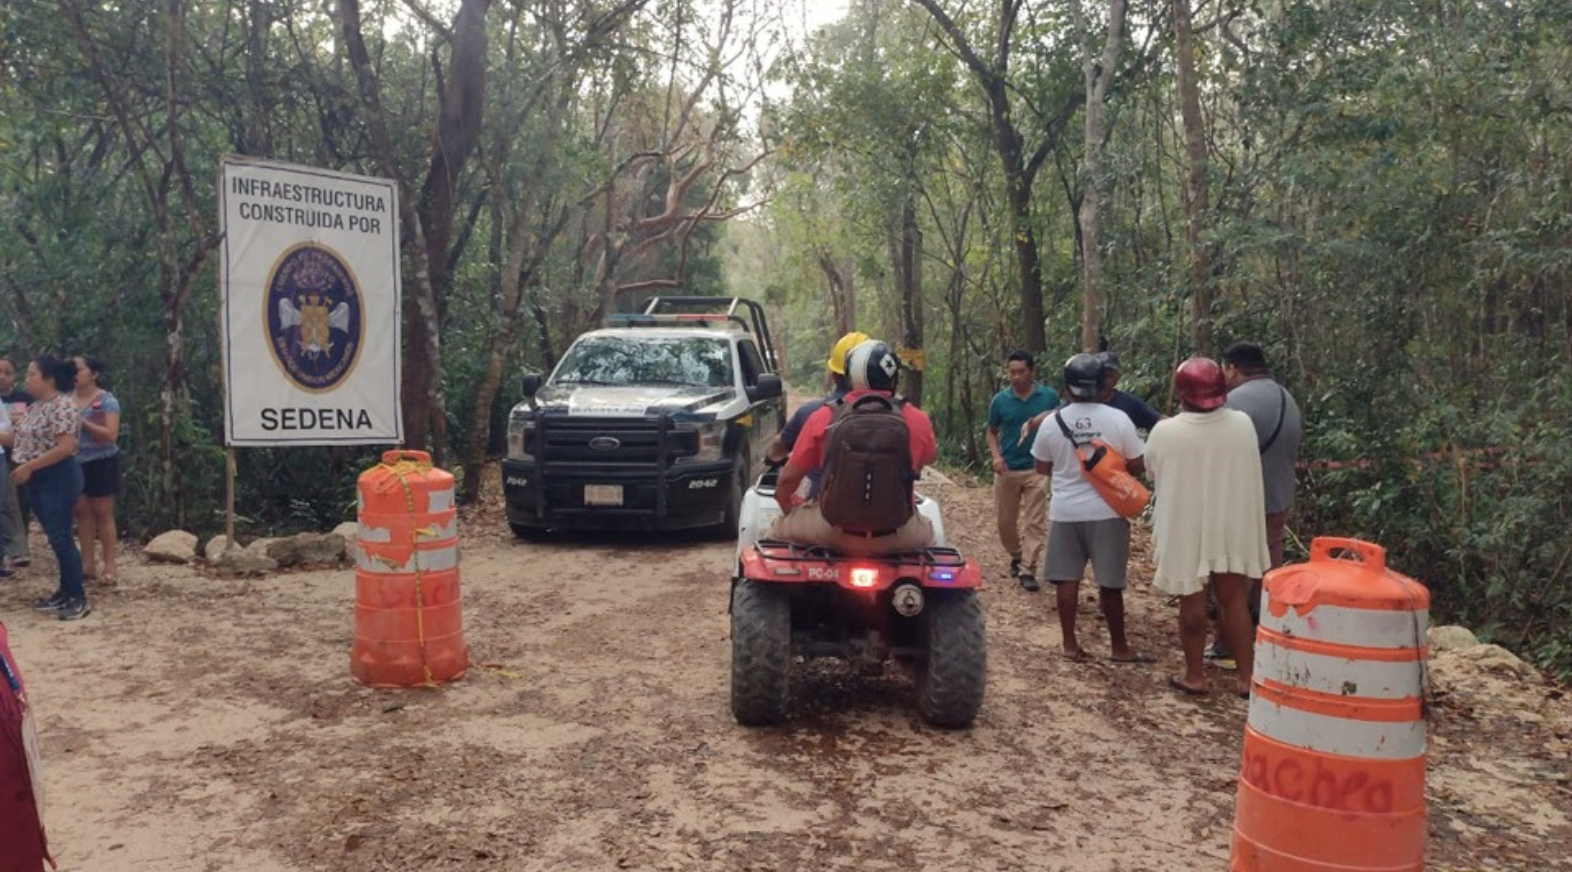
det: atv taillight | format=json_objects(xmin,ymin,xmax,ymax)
[{"xmin": 850, "ymin": 567, "xmax": 879, "ymax": 588}]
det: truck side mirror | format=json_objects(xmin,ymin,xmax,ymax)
[
  {"xmin": 747, "ymin": 374, "xmax": 782, "ymax": 403},
  {"xmin": 521, "ymin": 374, "xmax": 543, "ymax": 398}
]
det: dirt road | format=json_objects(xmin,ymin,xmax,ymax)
[{"xmin": 3, "ymin": 473, "xmax": 1569, "ymax": 871}]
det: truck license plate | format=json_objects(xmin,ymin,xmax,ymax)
[{"xmin": 584, "ymin": 484, "xmax": 623, "ymax": 506}]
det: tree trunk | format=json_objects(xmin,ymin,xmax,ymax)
[
  {"xmin": 1172, "ymin": 0, "xmax": 1213, "ymax": 354},
  {"xmin": 896, "ymin": 198, "xmax": 924, "ymax": 407},
  {"xmin": 338, "ymin": 0, "xmax": 451, "ymax": 460},
  {"xmin": 410, "ymin": 0, "xmax": 490, "ymax": 462},
  {"xmin": 1000, "ymin": 127, "xmax": 1047, "ymax": 354},
  {"xmin": 1072, "ymin": 0, "xmax": 1127, "ymax": 353}
]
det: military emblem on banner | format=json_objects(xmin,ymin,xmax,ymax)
[{"xmin": 265, "ymin": 243, "xmax": 365, "ymax": 392}]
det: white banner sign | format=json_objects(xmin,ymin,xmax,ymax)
[{"xmin": 220, "ymin": 157, "xmax": 403, "ymax": 446}]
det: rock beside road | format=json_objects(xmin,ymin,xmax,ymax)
[
  {"xmin": 204, "ymin": 535, "xmax": 239, "ymax": 564},
  {"xmin": 332, "ymin": 521, "xmax": 359, "ymax": 543},
  {"xmin": 266, "ymin": 532, "xmax": 348, "ymax": 568},
  {"xmin": 145, "ymin": 530, "xmax": 199, "ymax": 564},
  {"xmin": 215, "ymin": 550, "xmax": 279, "ymax": 578},
  {"xmin": 1428, "ymin": 625, "xmax": 1481, "ymax": 652}
]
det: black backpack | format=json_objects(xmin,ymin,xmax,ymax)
[{"xmin": 818, "ymin": 395, "xmax": 915, "ymax": 534}]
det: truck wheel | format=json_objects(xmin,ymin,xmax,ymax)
[
  {"xmin": 730, "ymin": 579, "xmax": 791, "ymax": 726},
  {"xmin": 717, "ymin": 453, "xmax": 747, "ymax": 537},
  {"xmin": 509, "ymin": 522, "xmax": 551, "ymax": 542},
  {"xmin": 915, "ymin": 590, "xmax": 987, "ymax": 728}
]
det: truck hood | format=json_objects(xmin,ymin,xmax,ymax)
[{"xmin": 531, "ymin": 384, "xmax": 735, "ymax": 417}]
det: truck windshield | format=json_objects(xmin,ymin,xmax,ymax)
[{"xmin": 553, "ymin": 336, "xmax": 733, "ymax": 388}]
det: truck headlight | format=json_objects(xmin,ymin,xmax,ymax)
[
  {"xmin": 507, "ymin": 412, "xmax": 536, "ymax": 461},
  {"xmin": 676, "ymin": 420, "xmax": 726, "ymax": 463}
]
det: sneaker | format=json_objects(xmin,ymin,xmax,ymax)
[
  {"xmin": 1007, "ymin": 558, "xmax": 1022, "ymax": 579},
  {"xmin": 31, "ymin": 593, "xmax": 68, "ymax": 613},
  {"xmin": 12, "ymin": 557, "xmax": 29, "ymax": 568},
  {"xmin": 1018, "ymin": 572, "xmax": 1041, "ymax": 592},
  {"xmin": 56, "ymin": 598, "xmax": 92, "ymax": 621}
]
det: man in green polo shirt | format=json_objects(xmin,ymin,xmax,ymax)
[{"xmin": 987, "ymin": 350, "xmax": 1060, "ymax": 591}]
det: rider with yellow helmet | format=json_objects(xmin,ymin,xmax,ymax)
[{"xmin": 765, "ymin": 331, "xmax": 869, "ymax": 494}]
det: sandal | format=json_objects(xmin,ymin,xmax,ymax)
[
  {"xmin": 1109, "ymin": 652, "xmax": 1155, "ymax": 664},
  {"xmin": 1168, "ymin": 675, "xmax": 1208, "ymax": 697}
]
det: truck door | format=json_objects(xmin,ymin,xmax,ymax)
[{"xmin": 737, "ymin": 338, "xmax": 784, "ymax": 464}]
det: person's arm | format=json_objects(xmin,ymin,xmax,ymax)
[
  {"xmin": 775, "ymin": 462, "xmax": 808, "ymax": 515},
  {"xmin": 986, "ymin": 425, "xmax": 1006, "ymax": 474},
  {"xmin": 13, "ymin": 430, "xmax": 77, "ymax": 485},
  {"xmin": 1118, "ymin": 416, "xmax": 1148, "ymax": 479},
  {"xmin": 913, "ymin": 410, "xmax": 938, "ymax": 469},
  {"xmin": 768, "ymin": 404, "xmax": 813, "ymax": 464},
  {"xmin": 1030, "ymin": 420, "xmax": 1054, "ymax": 477},
  {"xmin": 81, "ymin": 399, "xmax": 121, "ymax": 443}
]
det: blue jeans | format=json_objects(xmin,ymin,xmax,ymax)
[{"xmin": 26, "ymin": 459, "xmax": 83, "ymax": 601}]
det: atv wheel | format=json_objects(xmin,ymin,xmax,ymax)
[
  {"xmin": 730, "ymin": 579, "xmax": 791, "ymax": 726},
  {"xmin": 916, "ymin": 590, "xmax": 987, "ymax": 728}
]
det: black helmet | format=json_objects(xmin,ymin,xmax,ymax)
[
  {"xmin": 1063, "ymin": 353, "xmax": 1104, "ymax": 400},
  {"xmin": 847, "ymin": 340, "xmax": 900, "ymax": 392}
]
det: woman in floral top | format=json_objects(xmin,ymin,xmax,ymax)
[{"xmin": 5, "ymin": 356, "xmax": 89, "ymax": 620}]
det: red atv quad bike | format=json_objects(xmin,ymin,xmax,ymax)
[{"xmin": 730, "ymin": 538, "xmax": 987, "ymax": 728}]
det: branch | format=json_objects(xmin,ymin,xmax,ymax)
[
  {"xmin": 401, "ymin": 0, "xmax": 452, "ymax": 41},
  {"xmin": 911, "ymin": 0, "xmax": 998, "ymax": 87}
]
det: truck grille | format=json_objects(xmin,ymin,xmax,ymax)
[{"xmin": 538, "ymin": 417, "xmax": 692, "ymax": 466}]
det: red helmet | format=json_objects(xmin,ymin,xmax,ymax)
[{"xmin": 1174, "ymin": 357, "xmax": 1228, "ymax": 411}]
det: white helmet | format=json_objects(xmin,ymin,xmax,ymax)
[{"xmin": 846, "ymin": 340, "xmax": 900, "ymax": 392}]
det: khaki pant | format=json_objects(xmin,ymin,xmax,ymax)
[
  {"xmin": 993, "ymin": 469, "xmax": 1047, "ymax": 573},
  {"xmin": 769, "ymin": 504, "xmax": 935, "ymax": 557}
]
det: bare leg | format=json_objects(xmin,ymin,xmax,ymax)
[
  {"xmin": 1100, "ymin": 588, "xmax": 1136, "ymax": 659},
  {"xmin": 1176, "ymin": 591, "xmax": 1209, "ymax": 691},
  {"xmin": 1054, "ymin": 580, "xmax": 1082, "ymax": 658},
  {"xmin": 75, "ymin": 500, "xmax": 97, "ymax": 580},
  {"xmin": 1212, "ymin": 572, "xmax": 1257, "ymax": 695},
  {"xmin": 92, "ymin": 496, "xmax": 118, "ymax": 584}
]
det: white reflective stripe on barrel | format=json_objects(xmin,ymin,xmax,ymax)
[
  {"xmin": 356, "ymin": 517, "xmax": 459, "ymax": 544},
  {"xmin": 1261, "ymin": 592, "xmax": 1429, "ymax": 650},
  {"xmin": 427, "ymin": 488, "xmax": 456, "ymax": 513},
  {"xmin": 1253, "ymin": 641, "xmax": 1425, "ymax": 701},
  {"xmin": 1248, "ymin": 697, "xmax": 1426, "ymax": 760},
  {"xmin": 356, "ymin": 544, "xmax": 459, "ymax": 575}
]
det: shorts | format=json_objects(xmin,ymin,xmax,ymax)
[
  {"xmin": 81, "ymin": 454, "xmax": 121, "ymax": 499},
  {"xmin": 1044, "ymin": 518, "xmax": 1131, "ymax": 589}
]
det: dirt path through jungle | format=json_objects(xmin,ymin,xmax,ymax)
[{"xmin": 3, "ymin": 461, "xmax": 1569, "ymax": 871}]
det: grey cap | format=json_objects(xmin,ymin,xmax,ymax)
[{"xmin": 1096, "ymin": 351, "xmax": 1122, "ymax": 373}]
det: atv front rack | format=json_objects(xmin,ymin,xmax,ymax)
[{"xmin": 751, "ymin": 540, "xmax": 970, "ymax": 567}]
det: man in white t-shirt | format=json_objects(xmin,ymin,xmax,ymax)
[{"xmin": 1031, "ymin": 353, "xmax": 1147, "ymax": 662}]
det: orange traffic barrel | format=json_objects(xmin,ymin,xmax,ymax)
[
  {"xmin": 350, "ymin": 450, "xmax": 467, "ymax": 687},
  {"xmin": 1233, "ymin": 537, "xmax": 1431, "ymax": 872}
]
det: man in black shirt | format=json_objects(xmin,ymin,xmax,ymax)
[{"xmin": 1097, "ymin": 351, "xmax": 1161, "ymax": 432}]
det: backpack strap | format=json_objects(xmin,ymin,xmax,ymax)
[
  {"xmin": 1054, "ymin": 410, "xmax": 1079, "ymax": 445},
  {"xmin": 1259, "ymin": 386, "xmax": 1289, "ymax": 454}
]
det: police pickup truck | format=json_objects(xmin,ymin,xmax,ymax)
[{"xmin": 503, "ymin": 297, "xmax": 785, "ymax": 536}]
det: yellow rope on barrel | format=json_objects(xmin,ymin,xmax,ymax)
[{"xmin": 376, "ymin": 454, "xmax": 436, "ymax": 687}]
